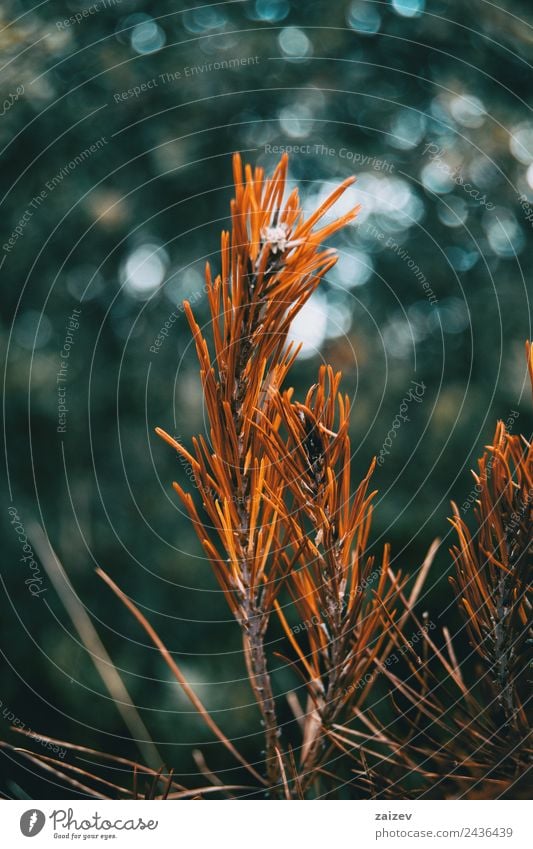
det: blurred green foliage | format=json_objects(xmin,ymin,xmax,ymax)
[{"xmin": 1, "ymin": 0, "xmax": 532, "ymax": 797}]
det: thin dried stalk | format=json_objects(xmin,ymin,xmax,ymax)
[
  {"xmin": 27, "ymin": 523, "xmax": 162, "ymax": 771},
  {"xmin": 96, "ymin": 567, "xmax": 265, "ymax": 787}
]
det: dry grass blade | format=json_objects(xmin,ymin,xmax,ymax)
[
  {"xmin": 96, "ymin": 567, "xmax": 266, "ymax": 787},
  {"xmin": 27, "ymin": 523, "xmax": 162, "ymax": 771}
]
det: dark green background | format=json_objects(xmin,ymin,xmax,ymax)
[{"xmin": 1, "ymin": 0, "xmax": 532, "ymax": 798}]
